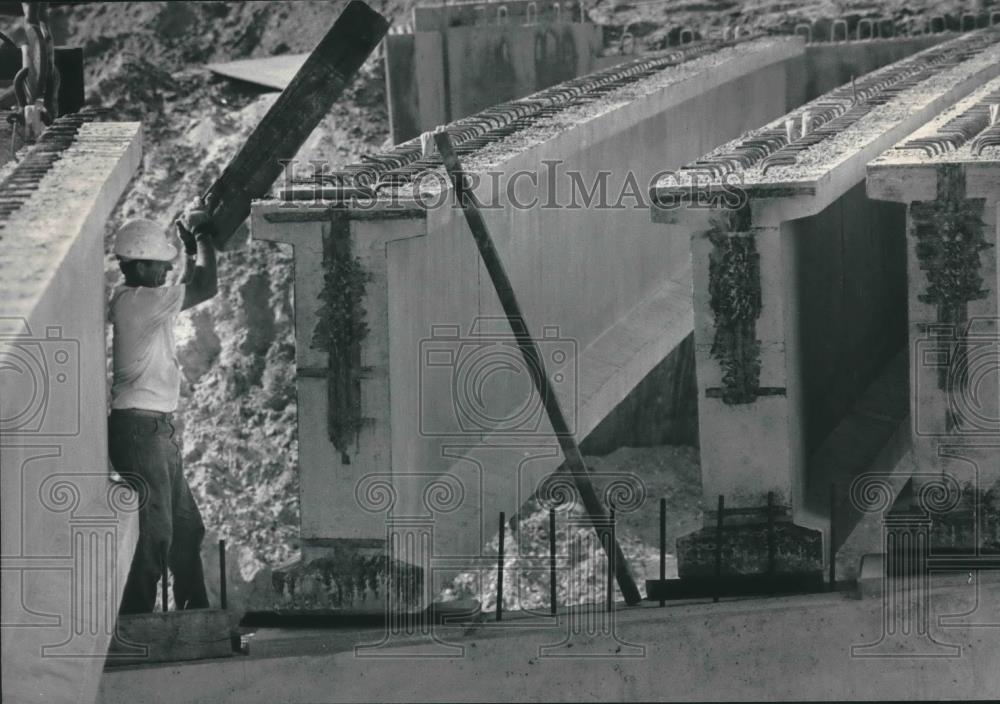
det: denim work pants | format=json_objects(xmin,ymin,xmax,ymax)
[{"xmin": 109, "ymin": 409, "xmax": 209, "ymax": 614}]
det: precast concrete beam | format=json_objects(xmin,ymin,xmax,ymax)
[
  {"xmin": 651, "ymin": 28, "xmax": 1000, "ymax": 580},
  {"xmin": 1, "ymin": 116, "xmax": 143, "ymax": 704},
  {"xmin": 253, "ymin": 37, "xmax": 804, "ymax": 604},
  {"xmin": 867, "ymin": 76, "xmax": 1000, "ymax": 553}
]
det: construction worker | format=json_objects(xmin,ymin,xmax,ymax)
[{"xmin": 108, "ymin": 207, "xmax": 218, "ymax": 614}]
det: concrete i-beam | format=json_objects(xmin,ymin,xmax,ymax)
[
  {"xmin": 867, "ymin": 76, "xmax": 1000, "ymax": 524},
  {"xmin": 651, "ymin": 28, "xmax": 1000, "ymax": 580},
  {"xmin": 1, "ymin": 117, "xmax": 143, "ymax": 704},
  {"xmin": 252, "ymin": 37, "xmax": 803, "ymax": 607}
]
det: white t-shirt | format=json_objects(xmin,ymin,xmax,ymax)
[{"xmin": 110, "ymin": 284, "xmax": 185, "ymax": 413}]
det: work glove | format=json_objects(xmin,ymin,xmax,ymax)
[
  {"xmin": 178, "ymin": 202, "xmax": 216, "ymax": 254},
  {"xmin": 176, "ymin": 219, "xmax": 197, "ymax": 256}
]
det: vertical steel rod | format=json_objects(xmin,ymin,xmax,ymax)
[
  {"xmin": 659, "ymin": 497, "xmax": 667, "ymax": 607},
  {"xmin": 161, "ymin": 548, "xmax": 169, "ymax": 613},
  {"xmin": 829, "ymin": 483, "xmax": 837, "ymax": 590},
  {"xmin": 549, "ymin": 508, "xmax": 557, "ymax": 616},
  {"xmin": 713, "ymin": 495, "xmax": 724, "ymax": 603},
  {"xmin": 496, "ymin": 511, "xmax": 505, "ymax": 622},
  {"xmin": 607, "ymin": 506, "xmax": 616, "ymax": 612},
  {"xmin": 434, "ymin": 130, "xmax": 642, "ymax": 606},
  {"xmin": 767, "ymin": 491, "xmax": 776, "ymax": 589},
  {"xmin": 219, "ymin": 539, "xmax": 228, "ymax": 611}
]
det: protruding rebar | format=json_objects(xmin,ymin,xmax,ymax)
[
  {"xmin": 219, "ymin": 539, "xmax": 228, "ymax": 611},
  {"xmin": 829, "ymin": 483, "xmax": 837, "ymax": 590},
  {"xmin": 659, "ymin": 497, "xmax": 667, "ymax": 607},
  {"xmin": 857, "ymin": 18, "xmax": 876, "ymax": 41},
  {"xmin": 830, "ymin": 18, "xmax": 848, "ymax": 42},
  {"xmin": 713, "ymin": 495, "xmax": 724, "ymax": 603},
  {"xmin": 549, "ymin": 508, "xmax": 557, "ymax": 616},
  {"xmin": 526, "ymin": 1, "xmax": 537, "ymax": 26},
  {"xmin": 496, "ymin": 512, "xmax": 505, "ymax": 622},
  {"xmin": 767, "ymin": 491, "xmax": 776, "ymax": 594},
  {"xmin": 607, "ymin": 505, "xmax": 616, "ymax": 612},
  {"xmin": 161, "ymin": 548, "xmax": 169, "ymax": 613}
]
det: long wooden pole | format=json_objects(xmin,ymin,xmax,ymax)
[
  {"xmin": 203, "ymin": 1, "xmax": 389, "ymax": 249},
  {"xmin": 433, "ymin": 131, "xmax": 642, "ymax": 605}
]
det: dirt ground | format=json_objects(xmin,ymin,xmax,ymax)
[{"xmin": 0, "ymin": 1, "xmax": 983, "ymax": 589}]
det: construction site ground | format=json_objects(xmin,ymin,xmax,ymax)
[{"xmin": 98, "ymin": 575, "xmax": 1000, "ymax": 702}]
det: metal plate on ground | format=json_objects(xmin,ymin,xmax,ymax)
[{"xmin": 205, "ymin": 53, "xmax": 307, "ymax": 91}]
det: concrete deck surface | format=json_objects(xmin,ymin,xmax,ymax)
[{"xmin": 99, "ymin": 576, "xmax": 1000, "ymax": 703}]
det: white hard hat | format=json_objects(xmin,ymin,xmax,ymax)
[{"xmin": 113, "ymin": 219, "xmax": 177, "ymax": 261}]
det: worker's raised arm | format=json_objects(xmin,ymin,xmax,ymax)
[
  {"xmin": 179, "ymin": 206, "xmax": 218, "ymax": 311},
  {"xmin": 176, "ymin": 220, "xmax": 197, "ymax": 285}
]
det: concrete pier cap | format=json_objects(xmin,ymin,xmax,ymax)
[{"xmin": 651, "ymin": 28, "xmax": 1000, "ymax": 580}]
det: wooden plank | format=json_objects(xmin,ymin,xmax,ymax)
[
  {"xmin": 106, "ymin": 610, "xmax": 233, "ymax": 667},
  {"xmin": 203, "ymin": 1, "xmax": 389, "ymax": 250}
]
